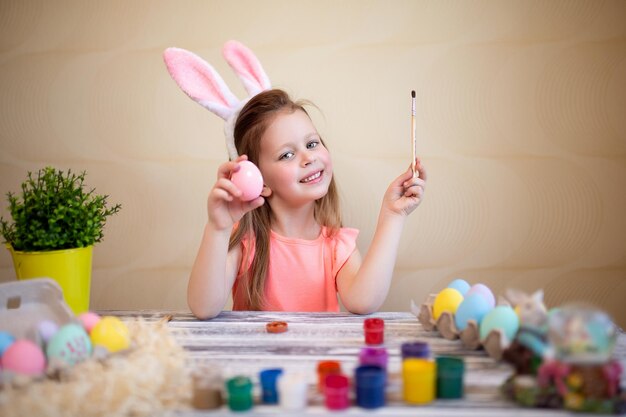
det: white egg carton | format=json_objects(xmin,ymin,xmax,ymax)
[
  {"xmin": 0, "ymin": 278, "xmax": 74, "ymax": 344},
  {"xmin": 414, "ymin": 295, "xmax": 511, "ymax": 361}
]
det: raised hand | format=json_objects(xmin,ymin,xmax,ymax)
[
  {"xmin": 207, "ymin": 155, "xmax": 265, "ymax": 230},
  {"xmin": 382, "ymin": 157, "xmax": 427, "ymax": 217}
]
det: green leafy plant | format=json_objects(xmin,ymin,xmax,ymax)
[{"xmin": 0, "ymin": 166, "xmax": 122, "ymax": 251}]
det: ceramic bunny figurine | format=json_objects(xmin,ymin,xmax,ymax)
[{"xmin": 162, "ymin": 40, "xmax": 272, "ymax": 160}]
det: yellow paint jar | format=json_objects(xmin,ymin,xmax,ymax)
[{"xmin": 403, "ymin": 358, "xmax": 436, "ymax": 404}]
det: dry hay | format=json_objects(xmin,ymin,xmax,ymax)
[{"xmin": 0, "ymin": 318, "xmax": 192, "ymax": 417}]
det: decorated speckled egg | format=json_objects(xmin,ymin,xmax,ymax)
[
  {"xmin": 454, "ymin": 293, "xmax": 493, "ymax": 331},
  {"xmin": 479, "ymin": 305, "xmax": 519, "ymax": 342},
  {"xmin": 230, "ymin": 160, "xmax": 263, "ymax": 201},
  {"xmin": 46, "ymin": 323, "xmax": 92, "ymax": 366},
  {"xmin": 447, "ymin": 279, "xmax": 471, "ymax": 296},
  {"xmin": 433, "ymin": 288, "xmax": 464, "ymax": 320},
  {"xmin": 90, "ymin": 316, "xmax": 130, "ymax": 353},
  {"xmin": 1, "ymin": 339, "xmax": 46, "ymax": 376}
]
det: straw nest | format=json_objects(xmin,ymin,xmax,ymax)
[{"xmin": 0, "ymin": 317, "xmax": 192, "ymax": 417}]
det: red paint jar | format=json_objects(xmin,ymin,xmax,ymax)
[
  {"xmin": 364, "ymin": 318, "xmax": 384, "ymax": 345},
  {"xmin": 324, "ymin": 373, "xmax": 350, "ymax": 410}
]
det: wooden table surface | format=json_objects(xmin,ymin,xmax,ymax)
[{"xmin": 104, "ymin": 310, "xmax": 626, "ymax": 416}]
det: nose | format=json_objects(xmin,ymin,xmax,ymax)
[{"xmin": 301, "ymin": 151, "xmax": 316, "ymax": 167}]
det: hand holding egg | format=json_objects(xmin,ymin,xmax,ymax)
[{"xmin": 230, "ymin": 160, "xmax": 263, "ymax": 201}]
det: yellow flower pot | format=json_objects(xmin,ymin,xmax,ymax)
[{"xmin": 7, "ymin": 245, "xmax": 93, "ymax": 314}]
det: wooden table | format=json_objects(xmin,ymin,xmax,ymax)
[{"xmin": 105, "ymin": 310, "xmax": 626, "ymax": 416}]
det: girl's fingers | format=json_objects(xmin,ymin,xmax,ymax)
[
  {"xmin": 216, "ymin": 155, "xmax": 249, "ymax": 180},
  {"xmin": 404, "ymin": 185, "xmax": 424, "ymax": 199},
  {"xmin": 215, "ymin": 178, "xmax": 242, "ymax": 198},
  {"xmin": 212, "ymin": 188, "xmax": 234, "ymax": 202},
  {"xmin": 217, "ymin": 161, "xmax": 240, "ymax": 179},
  {"xmin": 402, "ymin": 177, "xmax": 426, "ymax": 189},
  {"xmin": 415, "ymin": 159, "xmax": 427, "ymax": 181}
]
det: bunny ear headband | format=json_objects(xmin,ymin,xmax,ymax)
[{"xmin": 163, "ymin": 40, "xmax": 272, "ymax": 160}]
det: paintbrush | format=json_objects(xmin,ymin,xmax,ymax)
[{"xmin": 411, "ymin": 90, "xmax": 416, "ymax": 178}]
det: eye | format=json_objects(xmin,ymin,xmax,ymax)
[
  {"xmin": 279, "ymin": 151, "xmax": 294, "ymax": 161},
  {"xmin": 307, "ymin": 140, "xmax": 319, "ymax": 149}
]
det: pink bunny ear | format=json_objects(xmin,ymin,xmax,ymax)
[
  {"xmin": 222, "ymin": 40, "xmax": 271, "ymax": 97},
  {"xmin": 163, "ymin": 47, "xmax": 239, "ymax": 120}
]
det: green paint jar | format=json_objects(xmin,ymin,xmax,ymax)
[{"xmin": 436, "ymin": 356, "xmax": 465, "ymax": 399}]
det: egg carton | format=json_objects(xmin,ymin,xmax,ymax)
[
  {"xmin": 0, "ymin": 278, "xmax": 74, "ymax": 344},
  {"xmin": 414, "ymin": 295, "xmax": 511, "ymax": 361}
]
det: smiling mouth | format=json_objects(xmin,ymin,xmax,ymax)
[{"xmin": 300, "ymin": 171, "xmax": 322, "ymax": 183}]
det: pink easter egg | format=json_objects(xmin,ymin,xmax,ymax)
[
  {"xmin": 230, "ymin": 160, "xmax": 263, "ymax": 201},
  {"xmin": 467, "ymin": 283, "xmax": 496, "ymax": 308},
  {"xmin": 78, "ymin": 311, "xmax": 102, "ymax": 333},
  {"xmin": 1, "ymin": 339, "xmax": 46, "ymax": 376}
]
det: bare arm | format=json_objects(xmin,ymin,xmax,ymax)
[
  {"xmin": 337, "ymin": 158, "xmax": 427, "ymax": 314},
  {"xmin": 188, "ymin": 224, "xmax": 240, "ymax": 319},
  {"xmin": 188, "ymin": 156, "xmax": 264, "ymax": 319}
]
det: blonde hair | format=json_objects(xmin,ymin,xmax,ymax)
[{"xmin": 229, "ymin": 89, "xmax": 342, "ymax": 310}]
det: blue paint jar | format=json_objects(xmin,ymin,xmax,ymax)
[
  {"xmin": 259, "ymin": 368, "xmax": 283, "ymax": 404},
  {"xmin": 355, "ymin": 365, "xmax": 386, "ymax": 409}
]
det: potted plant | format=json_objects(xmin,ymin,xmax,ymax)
[{"xmin": 1, "ymin": 166, "xmax": 121, "ymax": 314}]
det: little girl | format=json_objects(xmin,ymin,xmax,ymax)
[
  {"xmin": 163, "ymin": 42, "xmax": 426, "ymax": 319},
  {"xmin": 188, "ymin": 89, "xmax": 426, "ymax": 319}
]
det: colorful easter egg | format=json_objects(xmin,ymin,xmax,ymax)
[
  {"xmin": 466, "ymin": 283, "xmax": 495, "ymax": 308},
  {"xmin": 447, "ymin": 279, "xmax": 471, "ymax": 296},
  {"xmin": 230, "ymin": 160, "xmax": 263, "ymax": 201},
  {"xmin": 90, "ymin": 316, "xmax": 130, "ymax": 353},
  {"xmin": 78, "ymin": 311, "xmax": 102, "ymax": 333},
  {"xmin": 46, "ymin": 323, "xmax": 92, "ymax": 366},
  {"xmin": 479, "ymin": 306, "xmax": 519, "ymax": 342},
  {"xmin": 1, "ymin": 339, "xmax": 46, "ymax": 376},
  {"xmin": 0, "ymin": 331, "xmax": 15, "ymax": 356},
  {"xmin": 433, "ymin": 288, "xmax": 464, "ymax": 320},
  {"xmin": 454, "ymin": 293, "xmax": 492, "ymax": 331},
  {"xmin": 38, "ymin": 320, "xmax": 59, "ymax": 343}
]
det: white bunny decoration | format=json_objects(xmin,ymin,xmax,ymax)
[{"xmin": 162, "ymin": 41, "xmax": 272, "ymax": 160}]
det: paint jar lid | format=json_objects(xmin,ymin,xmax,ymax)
[
  {"xmin": 401, "ymin": 341, "xmax": 430, "ymax": 359},
  {"xmin": 364, "ymin": 318, "xmax": 384, "ymax": 331},
  {"xmin": 266, "ymin": 321, "xmax": 288, "ymax": 333},
  {"xmin": 317, "ymin": 360, "xmax": 342, "ymax": 373}
]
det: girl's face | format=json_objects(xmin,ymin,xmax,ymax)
[{"xmin": 258, "ymin": 109, "xmax": 333, "ymax": 207}]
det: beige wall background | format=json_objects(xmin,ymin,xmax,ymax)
[{"xmin": 1, "ymin": 1, "xmax": 625, "ymax": 326}]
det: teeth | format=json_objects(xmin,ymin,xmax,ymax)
[{"xmin": 301, "ymin": 171, "xmax": 321, "ymax": 183}]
